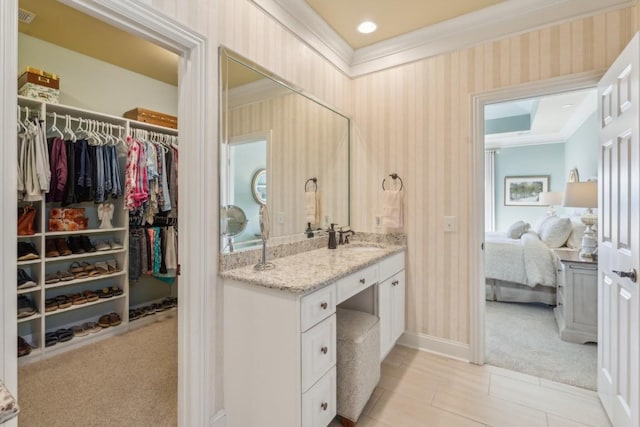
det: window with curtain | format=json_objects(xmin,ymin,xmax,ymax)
[{"xmin": 485, "ymin": 150, "xmax": 495, "ymax": 231}]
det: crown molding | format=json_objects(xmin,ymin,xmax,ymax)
[{"xmin": 251, "ymin": 0, "xmax": 636, "ymax": 78}]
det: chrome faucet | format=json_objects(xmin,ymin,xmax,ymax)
[{"xmin": 255, "ymin": 205, "xmax": 275, "ymax": 270}]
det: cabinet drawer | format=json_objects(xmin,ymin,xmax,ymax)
[
  {"xmin": 379, "ymin": 251, "xmax": 405, "ymax": 282},
  {"xmin": 302, "ymin": 366, "xmax": 336, "ymax": 427},
  {"xmin": 337, "ymin": 264, "xmax": 378, "ymax": 304},
  {"xmin": 301, "ymin": 314, "xmax": 336, "ymax": 392},
  {"xmin": 301, "ymin": 283, "xmax": 336, "ymax": 332}
]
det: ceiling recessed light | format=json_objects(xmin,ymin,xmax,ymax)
[
  {"xmin": 357, "ymin": 21, "xmax": 377, "ymax": 34},
  {"xmin": 562, "ymin": 104, "xmax": 574, "ymax": 108}
]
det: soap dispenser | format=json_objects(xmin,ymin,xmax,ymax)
[
  {"xmin": 328, "ymin": 223, "xmax": 337, "ymax": 249},
  {"xmin": 306, "ymin": 222, "xmax": 314, "ymax": 238}
]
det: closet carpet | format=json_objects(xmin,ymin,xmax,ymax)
[
  {"xmin": 18, "ymin": 315, "xmax": 177, "ymax": 427},
  {"xmin": 485, "ymin": 300, "xmax": 597, "ymax": 390}
]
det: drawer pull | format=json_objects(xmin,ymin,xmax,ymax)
[
  {"xmin": 321, "ymin": 402, "xmax": 328, "ymax": 411},
  {"xmin": 320, "ymin": 302, "xmax": 328, "ymax": 310},
  {"xmin": 320, "ymin": 346, "xmax": 328, "ymax": 354},
  {"xmin": 359, "ymin": 278, "xmax": 366, "ymax": 284}
]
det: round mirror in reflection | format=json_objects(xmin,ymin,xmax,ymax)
[
  {"xmin": 221, "ymin": 205, "xmax": 248, "ymax": 237},
  {"xmin": 251, "ymin": 168, "xmax": 267, "ymax": 205}
]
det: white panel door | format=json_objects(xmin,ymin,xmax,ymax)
[{"xmin": 598, "ymin": 32, "xmax": 640, "ymax": 427}]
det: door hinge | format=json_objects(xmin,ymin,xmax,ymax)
[{"xmin": 176, "ymin": 264, "xmax": 181, "ymax": 276}]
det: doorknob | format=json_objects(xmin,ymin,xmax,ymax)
[{"xmin": 613, "ymin": 269, "xmax": 637, "ymax": 283}]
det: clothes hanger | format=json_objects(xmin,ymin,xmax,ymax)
[
  {"xmin": 48, "ymin": 112, "xmax": 65, "ymax": 138},
  {"xmin": 17, "ymin": 106, "xmax": 27, "ymax": 133},
  {"xmin": 63, "ymin": 115, "xmax": 77, "ymax": 141}
]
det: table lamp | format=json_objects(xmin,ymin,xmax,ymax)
[
  {"xmin": 539, "ymin": 191, "xmax": 564, "ymax": 216},
  {"xmin": 563, "ymin": 181, "xmax": 598, "ymax": 258}
]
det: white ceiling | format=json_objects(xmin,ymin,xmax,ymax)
[{"xmin": 485, "ymin": 88, "xmax": 597, "ymax": 149}]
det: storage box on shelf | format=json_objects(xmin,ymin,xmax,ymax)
[
  {"xmin": 123, "ymin": 107, "xmax": 177, "ymax": 129},
  {"xmin": 18, "ymin": 67, "xmax": 60, "ymax": 104}
]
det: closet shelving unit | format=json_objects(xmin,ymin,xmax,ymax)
[{"xmin": 17, "ymin": 95, "xmax": 178, "ymax": 364}]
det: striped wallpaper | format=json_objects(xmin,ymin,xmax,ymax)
[{"xmin": 351, "ymin": 6, "xmax": 640, "ymax": 345}]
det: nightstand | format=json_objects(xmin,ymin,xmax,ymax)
[{"xmin": 553, "ymin": 249, "xmax": 598, "ymax": 344}]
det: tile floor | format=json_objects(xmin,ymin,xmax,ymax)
[{"xmin": 329, "ymin": 345, "xmax": 611, "ymax": 427}]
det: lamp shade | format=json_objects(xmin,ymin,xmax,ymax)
[
  {"xmin": 539, "ymin": 191, "xmax": 564, "ymax": 206},
  {"xmin": 563, "ymin": 181, "xmax": 597, "ymax": 208}
]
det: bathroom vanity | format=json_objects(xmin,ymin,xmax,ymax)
[{"xmin": 221, "ymin": 243, "xmax": 405, "ymax": 427}]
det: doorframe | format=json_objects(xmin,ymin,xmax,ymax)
[
  {"xmin": 469, "ymin": 70, "xmax": 604, "ymax": 364},
  {"xmin": 1, "ymin": 1, "xmax": 216, "ymax": 426}
]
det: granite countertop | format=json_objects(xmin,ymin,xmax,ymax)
[{"xmin": 220, "ymin": 242, "xmax": 405, "ymax": 295}]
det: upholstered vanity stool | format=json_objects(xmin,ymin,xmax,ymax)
[{"xmin": 336, "ymin": 308, "xmax": 380, "ymax": 426}]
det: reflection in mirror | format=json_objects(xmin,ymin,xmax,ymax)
[
  {"xmin": 220, "ymin": 48, "xmax": 350, "ymax": 252},
  {"xmin": 252, "ymin": 168, "xmax": 267, "ymax": 205}
]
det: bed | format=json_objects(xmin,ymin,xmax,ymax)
[{"xmin": 485, "ymin": 216, "xmax": 581, "ymax": 305}]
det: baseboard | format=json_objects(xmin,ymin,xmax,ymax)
[
  {"xmin": 211, "ymin": 410, "xmax": 226, "ymax": 427},
  {"xmin": 397, "ymin": 331, "xmax": 470, "ymax": 362}
]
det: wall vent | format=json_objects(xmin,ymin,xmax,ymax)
[{"xmin": 18, "ymin": 8, "xmax": 36, "ymax": 24}]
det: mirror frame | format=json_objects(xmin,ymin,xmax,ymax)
[
  {"xmin": 251, "ymin": 168, "xmax": 267, "ymax": 205},
  {"xmin": 219, "ymin": 46, "xmax": 351, "ymax": 251}
]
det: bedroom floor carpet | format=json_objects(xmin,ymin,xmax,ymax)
[{"xmin": 485, "ymin": 300, "xmax": 597, "ymax": 390}]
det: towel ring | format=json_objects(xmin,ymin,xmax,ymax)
[
  {"xmin": 382, "ymin": 173, "xmax": 403, "ymax": 191},
  {"xmin": 305, "ymin": 177, "xmax": 318, "ymax": 192}
]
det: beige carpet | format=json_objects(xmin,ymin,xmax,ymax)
[
  {"xmin": 18, "ymin": 315, "xmax": 177, "ymax": 427},
  {"xmin": 485, "ymin": 301, "xmax": 597, "ymax": 390}
]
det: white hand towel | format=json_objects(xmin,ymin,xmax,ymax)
[
  {"xmin": 382, "ymin": 190, "xmax": 403, "ymax": 229},
  {"xmin": 305, "ymin": 191, "xmax": 319, "ymax": 226}
]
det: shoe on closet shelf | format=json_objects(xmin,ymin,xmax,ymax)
[
  {"xmin": 80, "ymin": 236, "xmax": 96, "ymax": 253},
  {"xmin": 45, "ymin": 239, "xmax": 60, "ymax": 257},
  {"xmin": 94, "ymin": 261, "xmax": 109, "ymax": 275},
  {"xmin": 18, "ymin": 242, "xmax": 39, "ymax": 261},
  {"xmin": 55, "ymin": 295, "xmax": 72, "ymax": 310},
  {"xmin": 82, "ymin": 290, "xmax": 99, "ymax": 303},
  {"xmin": 45, "ymin": 332, "xmax": 58, "ymax": 347},
  {"xmin": 44, "ymin": 272, "xmax": 61, "ymax": 285},
  {"xmin": 83, "ymin": 322, "xmax": 102, "ymax": 334},
  {"xmin": 109, "ymin": 239, "xmax": 124, "ymax": 250},
  {"xmin": 67, "ymin": 236, "xmax": 85, "ymax": 254},
  {"xmin": 57, "ymin": 270, "xmax": 75, "ymax": 281},
  {"xmin": 45, "ymin": 298, "xmax": 58, "ymax": 312},
  {"xmin": 71, "ymin": 324, "xmax": 90, "ymax": 337},
  {"xmin": 17, "ymin": 268, "xmax": 37, "ymax": 289},
  {"xmin": 95, "ymin": 240, "xmax": 111, "ymax": 251},
  {"xmin": 17, "ymin": 295, "xmax": 37, "ymax": 319},
  {"xmin": 81, "ymin": 262, "xmax": 100, "ymax": 277},
  {"xmin": 18, "ymin": 336, "xmax": 32, "ymax": 357},
  {"xmin": 106, "ymin": 259, "xmax": 120, "ymax": 273},
  {"xmin": 55, "ymin": 238, "xmax": 72, "ymax": 256},
  {"xmin": 69, "ymin": 262, "xmax": 89, "ymax": 279},
  {"xmin": 55, "ymin": 328, "xmax": 73, "ymax": 343}
]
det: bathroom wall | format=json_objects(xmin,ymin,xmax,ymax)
[{"xmin": 350, "ymin": 7, "xmax": 636, "ymax": 347}]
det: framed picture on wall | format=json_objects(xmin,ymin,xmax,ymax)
[{"xmin": 504, "ymin": 175, "xmax": 550, "ymax": 206}]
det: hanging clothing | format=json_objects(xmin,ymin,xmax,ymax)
[
  {"xmin": 18, "ymin": 119, "xmax": 50, "ymax": 202},
  {"xmin": 46, "ymin": 137, "xmax": 67, "ymax": 202}
]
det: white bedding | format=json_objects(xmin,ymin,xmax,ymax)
[{"xmin": 485, "ymin": 231, "xmax": 559, "ymax": 288}]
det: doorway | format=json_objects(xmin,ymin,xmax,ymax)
[
  {"xmin": 1, "ymin": 0, "xmax": 213, "ymax": 425},
  {"xmin": 469, "ymin": 71, "xmax": 604, "ymax": 368}
]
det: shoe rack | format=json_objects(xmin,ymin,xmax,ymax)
[{"xmin": 17, "ymin": 96, "xmax": 179, "ymax": 363}]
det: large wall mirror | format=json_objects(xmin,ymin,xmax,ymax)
[{"xmin": 219, "ymin": 48, "xmax": 350, "ymax": 252}]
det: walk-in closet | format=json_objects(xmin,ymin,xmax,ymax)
[{"xmin": 15, "ymin": 0, "xmax": 180, "ymax": 424}]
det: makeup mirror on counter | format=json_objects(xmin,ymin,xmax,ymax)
[{"xmin": 219, "ymin": 48, "xmax": 350, "ymax": 252}]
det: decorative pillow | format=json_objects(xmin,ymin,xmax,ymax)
[
  {"xmin": 538, "ymin": 216, "xmax": 572, "ymax": 248},
  {"xmin": 506, "ymin": 220, "xmax": 530, "ymax": 239},
  {"xmin": 566, "ymin": 217, "xmax": 587, "ymax": 249}
]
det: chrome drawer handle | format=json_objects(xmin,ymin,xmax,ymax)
[
  {"xmin": 321, "ymin": 402, "xmax": 328, "ymax": 411},
  {"xmin": 320, "ymin": 302, "xmax": 328, "ymax": 310},
  {"xmin": 359, "ymin": 278, "xmax": 365, "ymax": 284},
  {"xmin": 320, "ymin": 346, "xmax": 328, "ymax": 354}
]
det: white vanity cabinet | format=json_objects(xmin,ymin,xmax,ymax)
[
  {"xmin": 222, "ymin": 248, "xmax": 406, "ymax": 427},
  {"xmin": 378, "ymin": 252, "xmax": 406, "ymax": 361},
  {"xmin": 224, "ymin": 280, "xmax": 337, "ymax": 427}
]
